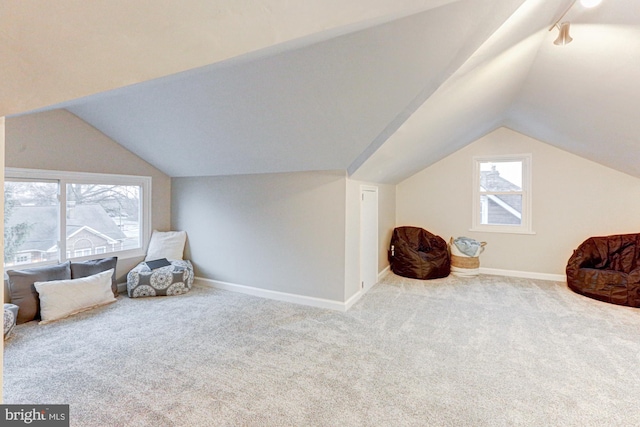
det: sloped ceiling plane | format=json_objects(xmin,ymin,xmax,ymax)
[{"xmin": 4, "ymin": 0, "xmax": 639, "ymax": 183}]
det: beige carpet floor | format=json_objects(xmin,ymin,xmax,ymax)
[{"xmin": 4, "ymin": 273, "xmax": 640, "ymax": 426}]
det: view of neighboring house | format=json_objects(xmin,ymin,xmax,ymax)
[
  {"xmin": 479, "ymin": 167, "xmax": 522, "ymax": 226},
  {"xmin": 5, "ymin": 204, "xmax": 129, "ymax": 266}
]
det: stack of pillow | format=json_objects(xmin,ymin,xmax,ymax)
[
  {"xmin": 127, "ymin": 230, "xmax": 193, "ymax": 298},
  {"xmin": 6, "ymin": 257, "xmax": 118, "ymax": 325}
]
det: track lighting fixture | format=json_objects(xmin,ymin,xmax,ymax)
[
  {"xmin": 553, "ymin": 22, "xmax": 573, "ymax": 45},
  {"xmin": 549, "ymin": 0, "xmax": 603, "ymax": 45}
]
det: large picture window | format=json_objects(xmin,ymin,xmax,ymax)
[
  {"xmin": 4, "ymin": 168, "xmax": 151, "ymax": 268},
  {"xmin": 471, "ymin": 154, "xmax": 533, "ymax": 234}
]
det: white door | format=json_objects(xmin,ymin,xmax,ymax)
[{"xmin": 360, "ymin": 186, "xmax": 378, "ymax": 292}]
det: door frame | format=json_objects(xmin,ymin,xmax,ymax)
[{"xmin": 359, "ymin": 185, "xmax": 378, "ymax": 292}]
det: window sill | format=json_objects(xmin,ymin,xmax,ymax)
[
  {"xmin": 4, "ymin": 249, "xmax": 146, "ymax": 272},
  {"xmin": 68, "ymin": 248, "xmax": 146, "ymax": 263}
]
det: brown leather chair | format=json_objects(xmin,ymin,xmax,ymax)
[
  {"xmin": 388, "ymin": 226, "xmax": 450, "ymax": 280},
  {"xmin": 566, "ymin": 233, "xmax": 640, "ymax": 307}
]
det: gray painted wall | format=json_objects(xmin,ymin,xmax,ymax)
[
  {"xmin": 172, "ymin": 171, "xmax": 348, "ymax": 302},
  {"xmin": 4, "ymin": 109, "xmax": 172, "ymax": 284},
  {"xmin": 4, "ymin": 110, "xmax": 395, "ymax": 305}
]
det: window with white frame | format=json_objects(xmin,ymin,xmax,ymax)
[
  {"xmin": 4, "ymin": 168, "xmax": 151, "ymax": 268},
  {"xmin": 471, "ymin": 154, "xmax": 533, "ymax": 234}
]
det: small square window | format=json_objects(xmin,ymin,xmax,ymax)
[{"xmin": 471, "ymin": 155, "xmax": 533, "ymax": 234}]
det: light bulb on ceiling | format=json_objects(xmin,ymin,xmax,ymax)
[{"xmin": 580, "ymin": 0, "xmax": 602, "ymax": 8}]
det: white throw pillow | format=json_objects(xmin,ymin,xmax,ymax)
[
  {"xmin": 34, "ymin": 269, "xmax": 116, "ymax": 324},
  {"xmin": 145, "ymin": 230, "xmax": 187, "ymax": 261}
]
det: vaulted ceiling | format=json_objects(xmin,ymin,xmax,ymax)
[{"xmin": 4, "ymin": 0, "xmax": 639, "ymax": 183}]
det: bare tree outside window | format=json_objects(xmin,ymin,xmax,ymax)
[
  {"xmin": 4, "ymin": 181, "xmax": 58, "ymax": 266},
  {"xmin": 4, "ymin": 178, "xmax": 144, "ymax": 267},
  {"xmin": 67, "ymin": 184, "xmax": 139, "ymax": 220},
  {"xmin": 4, "ymin": 186, "xmax": 34, "ymax": 264},
  {"xmin": 66, "ymin": 184, "xmax": 141, "ymax": 257}
]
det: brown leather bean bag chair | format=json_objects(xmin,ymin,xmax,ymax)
[
  {"xmin": 388, "ymin": 226, "xmax": 450, "ymax": 280},
  {"xmin": 566, "ymin": 233, "xmax": 640, "ymax": 307}
]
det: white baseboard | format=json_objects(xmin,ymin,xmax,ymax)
[
  {"xmin": 479, "ymin": 267, "xmax": 566, "ymax": 282},
  {"xmin": 119, "ymin": 266, "xmax": 561, "ymax": 309},
  {"xmin": 193, "ymin": 267, "xmax": 561, "ymax": 313},
  {"xmin": 377, "ymin": 265, "xmax": 390, "ymax": 282},
  {"xmin": 195, "ymin": 277, "xmax": 350, "ymax": 312},
  {"xmin": 344, "ymin": 289, "xmax": 364, "ymax": 311},
  {"xmin": 344, "ymin": 266, "xmax": 389, "ymax": 310}
]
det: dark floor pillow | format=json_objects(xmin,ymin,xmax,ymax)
[
  {"xmin": 7, "ymin": 261, "xmax": 71, "ymax": 324},
  {"xmin": 71, "ymin": 257, "xmax": 118, "ymax": 297}
]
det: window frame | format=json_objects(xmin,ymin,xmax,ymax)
[
  {"xmin": 470, "ymin": 154, "xmax": 534, "ymax": 235},
  {"xmin": 4, "ymin": 168, "xmax": 152, "ymax": 268}
]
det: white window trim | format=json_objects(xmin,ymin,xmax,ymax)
[
  {"xmin": 470, "ymin": 154, "xmax": 534, "ymax": 235},
  {"xmin": 5, "ymin": 168, "xmax": 152, "ymax": 267}
]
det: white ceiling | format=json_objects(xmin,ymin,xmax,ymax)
[
  {"xmin": 6, "ymin": 0, "xmax": 640, "ymax": 183},
  {"xmin": 506, "ymin": 2, "xmax": 640, "ymax": 177},
  {"xmin": 2, "ymin": 0, "xmax": 456, "ymax": 116},
  {"xmin": 353, "ymin": 0, "xmax": 640, "ymax": 183}
]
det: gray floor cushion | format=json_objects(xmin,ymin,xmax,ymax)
[
  {"xmin": 4, "ymin": 303, "xmax": 19, "ymax": 339},
  {"xmin": 127, "ymin": 260, "xmax": 194, "ymax": 298}
]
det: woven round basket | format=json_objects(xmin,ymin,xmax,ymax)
[
  {"xmin": 451, "ymin": 254, "xmax": 480, "ymax": 269},
  {"xmin": 449, "ymin": 237, "xmax": 486, "ymax": 276}
]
